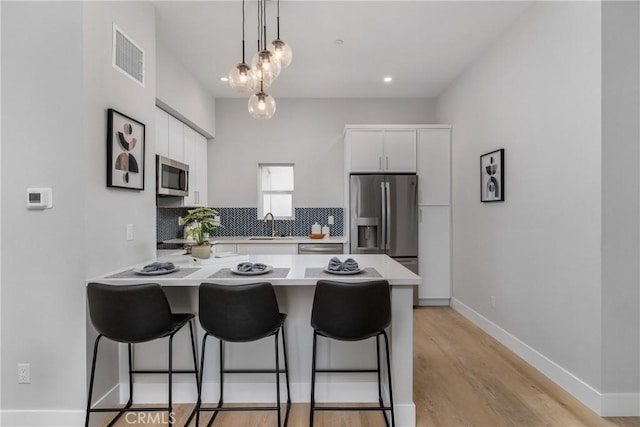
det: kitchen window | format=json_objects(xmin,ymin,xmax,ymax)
[{"xmin": 258, "ymin": 164, "xmax": 295, "ymax": 219}]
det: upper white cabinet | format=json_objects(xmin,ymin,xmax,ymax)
[
  {"xmin": 417, "ymin": 129, "xmax": 451, "ymax": 205},
  {"xmin": 183, "ymin": 125, "xmax": 208, "ymax": 207},
  {"xmin": 168, "ymin": 115, "xmax": 185, "ymax": 162},
  {"xmin": 156, "ymin": 106, "xmax": 208, "ymax": 207},
  {"xmin": 155, "ymin": 108, "xmax": 170, "ymax": 158},
  {"xmin": 347, "ymin": 128, "xmax": 417, "ymax": 173}
]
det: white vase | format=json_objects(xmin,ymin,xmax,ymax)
[{"xmin": 192, "ymin": 244, "xmax": 211, "ymax": 259}]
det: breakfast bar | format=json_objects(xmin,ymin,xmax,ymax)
[{"xmin": 90, "ymin": 253, "xmax": 419, "ymax": 426}]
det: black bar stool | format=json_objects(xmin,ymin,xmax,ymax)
[
  {"xmin": 85, "ymin": 283, "xmax": 199, "ymax": 427},
  {"xmin": 309, "ymin": 279, "xmax": 395, "ymax": 427},
  {"xmin": 195, "ymin": 282, "xmax": 291, "ymax": 426}
]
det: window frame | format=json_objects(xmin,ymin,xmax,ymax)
[{"xmin": 257, "ymin": 163, "xmax": 295, "ymax": 220}]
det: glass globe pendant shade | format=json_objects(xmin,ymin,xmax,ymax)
[
  {"xmin": 251, "ymin": 50, "xmax": 281, "ymax": 80},
  {"xmin": 249, "ymin": 63, "xmax": 275, "ymax": 91},
  {"xmin": 248, "ymin": 91, "xmax": 276, "ymax": 120},
  {"xmin": 228, "ymin": 63, "xmax": 253, "ymax": 93},
  {"xmin": 269, "ymin": 39, "xmax": 292, "ymax": 68}
]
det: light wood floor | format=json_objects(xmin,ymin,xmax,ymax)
[{"xmin": 100, "ymin": 307, "xmax": 640, "ymax": 426}]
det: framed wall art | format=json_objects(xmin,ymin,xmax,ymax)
[
  {"xmin": 480, "ymin": 149, "xmax": 504, "ymax": 202},
  {"xmin": 107, "ymin": 108, "xmax": 145, "ymax": 190}
]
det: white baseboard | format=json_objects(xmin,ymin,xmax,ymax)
[
  {"xmin": 451, "ymin": 298, "xmax": 640, "ymax": 417},
  {"xmin": 601, "ymin": 393, "xmax": 640, "ymax": 416},
  {"xmin": 1, "ymin": 410, "xmax": 85, "ymax": 427},
  {"xmin": 417, "ymin": 298, "xmax": 450, "ymax": 306}
]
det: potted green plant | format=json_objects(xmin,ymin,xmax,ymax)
[{"xmin": 179, "ymin": 207, "xmax": 222, "ymax": 259}]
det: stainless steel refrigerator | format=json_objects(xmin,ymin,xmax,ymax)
[{"xmin": 350, "ymin": 174, "xmax": 419, "ymax": 276}]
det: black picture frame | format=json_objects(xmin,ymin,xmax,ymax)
[
  {"xmin": 480, "ymin": 149, "xmax": 504, "ymax": 202},
  {"xmin": 107, "ymin": 108, "xmax": 145, "ymax": 190}
]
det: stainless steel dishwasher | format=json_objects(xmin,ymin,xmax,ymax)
[{"xmin": 298, "ymin": 243, "xmax": 344, "ymax": 254}]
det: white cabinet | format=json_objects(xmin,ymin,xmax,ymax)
[
  {"xmin": 347, "ymin": 128, "xmax": 416, "ymax": 173},
  {"xmin": 417, "ymin": 129, "xmax": 450, "ymax": 205},
  {"xmin": 418, "ymin": 206, "xmax": 450, "ymax": 300},
  {"xmin": 183, "ymin": 125, "xmax": 208, "ymax": 207},
  {"xmin": 211, "ymin": 244, "xmax": 237, "ymax": 254},
  {"xmin": 168, "ymin": 115, "xmax": 184, "ymax": 162},
  {"xmin": 155, "ymin": 108, "xmax": 169, "ymax": 158},
  {"xmin": 156, "ymin": 106, "xmax": 208, "ymax": 207},
  {"xmin": 236, "ymin": 243, "xmax": 298, "ymax": 255}
]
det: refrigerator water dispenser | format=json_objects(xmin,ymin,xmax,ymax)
[{"xmin": 356, "ymin": 217, "xmax": 379, "ymax": 249}]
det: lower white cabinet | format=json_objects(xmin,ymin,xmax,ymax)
[
  {"xmin": 211, "ymin": 244, "xmax": 237, "ymax": 254},
  {"xmin": 236, "ymin": 243, "xmax": 298, "ymax": 255},
  {"xmin": 418, "ymin": 206, "xmax": 451, "ymax": 300}
]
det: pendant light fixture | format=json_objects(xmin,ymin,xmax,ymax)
[
  {"xmin": 228, "ymin": 0, "xmax": 253, "ymax": 93},
  {"xmin": 248, "ymin": 0, "xmax": 276, "ymax": 119},
  {"xmin": 227, "ymin": 0, "xmax": 289, "ymax": 119},
  {"xmin": 248, "ymin": 80, "xmax": 276, "ymax": 119},
  {"xmin": 250, "ymin": 0, "xmax": 281, "ymax": 89},
  {"xmin": 269, "ymin": 0, "xmax": 292, "ymax": 68}
]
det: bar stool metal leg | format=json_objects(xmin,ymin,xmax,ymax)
[
  {"xmin": 281, "ymin": 323, "xmax": 292, "ymax": 427},
  {"xmin": 309, "ymin": 331, "xmax": 318, "ymax": 427},
  {"xmin": 382, "ymin": 330, "xmax": 396, "ymax": 427},
  {"xmin": 275, "ymin": 330, "xmax": 282, "ymax": 427}
]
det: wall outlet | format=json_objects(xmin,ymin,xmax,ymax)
[
  {"xmin": 126, "ymin": 224, "xmax": 134, "ymax": 241},
  {"xmin": 328, "ymin": 215, "xmax": 334, "ymax": 225},
  {"xmin": 490, "ymin": 296, "xmax": 496, "ymax": 309},
  {"xmin": 18, "ymin": 363, "xmax": 30, "ymax": 384},
  {"xmin": 214, "ymin": 215, "xmax": 221, "ymax": 222}
]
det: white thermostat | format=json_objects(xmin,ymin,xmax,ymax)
[{"xmin": 26, "ymin": 188, "xmax": 53, "ymax": 209}]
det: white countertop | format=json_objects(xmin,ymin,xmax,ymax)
[
  {"xmin": 90, "ymin": 253, "xmax": 420, "ymax": 287},
  {"xmin": 162, "ymin": 236, "xmax": 348, "ymax": 245}
]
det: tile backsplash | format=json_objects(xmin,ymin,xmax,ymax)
[{"xmin": 157, "ymin": 207, "xmax": 344, "ymax": 247}]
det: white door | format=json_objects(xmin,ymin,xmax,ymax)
[
  {"xmin": 383, "ymin": 129, "xmax": 416, "ymax": 172},
  {"xmin": 155, "ymin": 108, "xmax": 169, "ymax": 158},
  {"xmin": 349, "ymin": 130, "xmax": 384, "ymax": 172},
  {"xmin": 167, "ymin": 115, "xmax": 184, "ymax": 162},
  {"xmin": 418, "ymin": 206, "xmax": 451, "ymax": 299},
  {"xmin": 417, "ymin": 129, "xmax": 450, "ymax": 205}
]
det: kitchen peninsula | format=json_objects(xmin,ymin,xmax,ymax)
[{"xmin": 90, "ymin": 253, "xmax": 419, "ymax": 426}]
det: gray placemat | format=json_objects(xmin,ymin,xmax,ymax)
[
  {"xmin": 304, "ymin": 267, "xmax": 382, "ymax": 278},
  {"xmin": 208, "ymin": 268, "xmax": 291, "ymax": 279},
  {"xmin": 106, "ymin": 267, "xmax": 201, "ymax": 279}
]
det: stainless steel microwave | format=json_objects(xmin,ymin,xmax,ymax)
[{"xmin": 156, "ymin": 155, "xmax": 189, "ymax": 197}]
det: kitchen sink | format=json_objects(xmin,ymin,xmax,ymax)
[{"xmin": 248, "ymin": 236, "xmax": 294, "ymax": 240}]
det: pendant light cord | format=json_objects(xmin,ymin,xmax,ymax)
[
  {"xmin": 241, "ymin": 0, "xmax": 245, "ymax": 63},
  {"xmin": 277, "ymin": 0, "xmax": 280, "ymax": 39},
  {"xmin": 262, "ymin": 0, "xmax": 267, "ymax": 52}
]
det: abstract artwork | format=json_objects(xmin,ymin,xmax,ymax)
[
  {"xmin": 107, "ymin": 109, "xmax": 145, "ymax": 190},
  {"xmin": 480, "ymin": 149, "xmax": 504, "ymax": 202}
]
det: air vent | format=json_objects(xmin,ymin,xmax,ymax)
[{"xmin": 112, "ymin": 24, "xmax": 145, "ymax": 86}]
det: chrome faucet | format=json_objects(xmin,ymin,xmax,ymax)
[{"xmin": 263, "ymin": 212, "xmax": 276, "ymax": 237}]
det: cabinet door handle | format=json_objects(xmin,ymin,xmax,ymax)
[
  {"xmin": 386, "ymin": 156, "xmax": 389, "ymax": 170},
  {"xmin": 419, "ymin": 209, "xmax": 423, "ymax": 223},
  {"xmin": 195, "ymin": 190, "xmax": 199, "ymax": 204},
  {"xmin": 379, "ymin": 156, "xmax": 382, "ymax": 170}
]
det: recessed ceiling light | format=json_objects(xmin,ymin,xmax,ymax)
[
  {"xmin": 383, "ymin": 76, "xmax": 393, "ymax": 83},
  {"xmin": 220, "ymin": 76, "xmax": 229, "ymax": 82},
  {"xmin": 334, "ymin": 39, "xmax": 344, "ymax": 45}
]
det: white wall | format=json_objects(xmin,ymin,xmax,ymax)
[
  {"xmin": 1, "ymin": 1, "xmax": 158, "ymax": 425},
  {"xmin": 156, "ymin": 42, "xmax": 216, "ymax": 138},
  {"xmin": 210, "ymin": 98, "xmax": 436, "ymax": 207},
  {"xmin": 1, "ymin": 1, "xmax": 87, "ymax": 423},
  {"xmin": 83, "ymin": 1, "xmax": 158, "ymax": 423},
  {"xmin": 437, "ymin": 0, "xmax": 603, "ymax": 395},
  {"xmin": 601, "ymin": 0, "xmax": 640, "ymax": 399}
]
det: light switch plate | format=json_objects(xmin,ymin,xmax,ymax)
[
  {"xmin": 328, "ymin": 216, "xmax": 334, "ymax": 225},
  {"xmin": 126, "ymin": 224, "xmax": 134, "ymax": 241}
]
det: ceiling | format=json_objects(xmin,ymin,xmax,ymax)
[{"xmin": 154, "ymin": 1, "xmax": 531, "ymax": 99}]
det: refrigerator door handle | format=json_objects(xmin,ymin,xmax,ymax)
[
  {"xmin": 381, "ymin": 181, "xmax": 386, "ymax": 251},
  {"xmin": 385, "ymin": 181, "xmax": 391, "ymax": 251}
]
